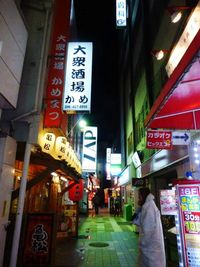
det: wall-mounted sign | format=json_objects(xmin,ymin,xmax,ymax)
[
  {"xmin": 82, "ymin": 126, "xmax": 97, "ymax": 172},
  {"xmin": 166, "ymin": 1, "xmax": 200, "ymax": 76},
  {"xmin": 44, "ymin": 0, "xmax": 71, "ymax": 130},
  {"xmin": 63, "ymin": 42, "xmax": 93, "ymax": 112},
  {"xmin": 116, "ymin": 0, "xmax": 127, "ymax": 27},
  {"xmin": 146, "ymin": 130, "xmax": 172, "ymax": 149}
]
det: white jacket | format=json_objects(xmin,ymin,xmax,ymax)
[{"xmin": 138, "ymin": 193, "xmax": 166, "ymax": 267}]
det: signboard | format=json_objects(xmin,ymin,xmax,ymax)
[
  {"xmin": 82, "ymin": 126, "xmax": 97, "ymax": 172},
  {"xmin": 160, "ymin": 189, "xmax": 177, "ymax": 215},
  {"xmin": 146, "ymin": 130, "xmax": 172, "ymax": 149},
  {"xmin": 44, "ymin": 0, "xmax": 70, "ymax": 130},
  {"xmin": 176, "ymin": 183, "xmax": 200, "ymax": 267},
  {"xmin": 166, "ymin": 1, "xmax": 200, "ymax": 76},
  {"xmin": 132, "ymin": 151, "xmax": 141, "ymax": 168},
  {"xmin": 116, "ymin": 0, "xmax": 127, "ymax": 27},
  {"xmin": 106, "ymin": 148, "xmax": 111, "ymax": 180},
  {"xmin": 172, "ymin": 131, "xmax": 190, "ymax": 145},
  {"xmin": 63, "ymin": 42, "xmax": 93, "ymax": 112},
  {"xmin": 118, "ymin": 167, "xmax": 129, "ymax": 186},
  {"xmin": 23, "ymin": 214, "xmax": 54, "ymax": 266},
  {"xmin": 111, "ymin": 153, "xmax": 121, "ymax": 176}
]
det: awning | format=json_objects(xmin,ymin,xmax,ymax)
[{"xmin": 144, "ymin": 29, "xmax": 200, "ymax": 130}]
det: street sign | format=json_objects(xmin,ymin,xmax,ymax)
[{"xmin": 172, "ymin": 131, "xmax": 190, "ymax": 145}]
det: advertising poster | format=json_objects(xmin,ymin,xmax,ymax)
[
  {"xmin": 23, "ymin": 214, "xmax": 54, "ymax": 266},
  {"xmin": 160, "ymin": 189, "xmax": 177, "ymax": 215},
  {"xmin": 177, "ymin": 184, "xmax": 200, "ymax": 267}
]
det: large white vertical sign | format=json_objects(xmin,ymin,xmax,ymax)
[
  {"xmin": 106, "ymin": 148, "xmax": 111, "ymax": 180},
  {"xmin": 82, "ymin": 126, "xmax": 97, "ymax": 172},
  {"xmin": 63, "ymin": 42, "xmax": 93, "ymax": 112}
]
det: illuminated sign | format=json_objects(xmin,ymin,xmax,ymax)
[
  {"xmin": 146, "ymin": 130, "xmax": 172, "ymax": 150},
  {"xmin": 132, "ymin": 151, "xmax": 141, "ymax": 168},
  {"xmin": 82, "ymin": 126, "xmax": 97, "ymax": 172},
  {"xmin": 106, "ymin": 148, "xmax": 111, "ymax": 180},
  {"xmin": 116, "ymin": 0, "xmax": 127, "ymax": 27},
  {"xmin": 118, "ymin": 167, "xmax": 129, "ymax": 186},
  {"xmin": 176, "ymin": 184, "xmax": 200, "ymax": 266},
  {"xmin": 111, "ymin": 153, "xmax": 121, "ymax": 176},
  {"xmin": 63, "ymin": 42, "xmax": 93, "ymax": 112},
  {"xmin": 166, "ymin": 1, "xmax": 200, "ymax": 76}
]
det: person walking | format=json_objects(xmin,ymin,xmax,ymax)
[
  {"xmin": 137, "ymin": 187, "xmax": 166, "ymax": 267},
  {"xmin": 114, "ymin": 195, "xmax": 121, "ymax": 217},
  {"xmin": 92, "ymin": 191, "xmax": 100, "ymax": 215}
]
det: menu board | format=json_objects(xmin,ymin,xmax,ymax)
[
  {"xmin": 177, "ymin": 184, "xmax": 200, "ymax": 267},
  {"xmin": 160, "ymin": 189, "xmax": 177, "ymax": 215}
]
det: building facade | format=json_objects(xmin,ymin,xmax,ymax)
[
  {"xmin": 118, "ymin": 0, "xmax": 200, "ymax": 265},
  {"xmin": 0, "ymin": 0, "xmax": 84, "ymax": 265}
]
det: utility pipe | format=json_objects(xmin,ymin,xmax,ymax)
[{"xmin": 9, "ymin": 139, "xmax": 32, "ymax": 267}]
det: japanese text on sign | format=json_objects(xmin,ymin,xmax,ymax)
[
  {"xmin": 146, "ymin": 130, "xmax": 172, "ymax": 149},
  {"xmin": 44, "ymin": 0, "xmax": 70, "ymax": 129},
  {"xmin": 177, "ymin": 184, "xmax": 200, "ymax": 267},
  {"xmin": 63, "ymin": 42, "xmax": 92, "ymax": 112}
]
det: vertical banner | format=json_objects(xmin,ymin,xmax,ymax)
[
  {"xmin": 44, "ymin": 0, "xmax": 71, "ymax": 130},
  {"xmin": 176, "ymin": 183, "xmax": 200, "ymax": 267},
  {"xmin": 116, "ymin": 0, "xmax": 127, "ymax": 27},
  {"xmin": 62, "ymin": 42, "xmax": 93, "ymax": 112},
  {"xmin": 82, "ymin": 126, "xmax": 97, "ymax": 172},
  {"xmin": 23, "ymin": 214, "xmax": 54, "ymax": 266}
]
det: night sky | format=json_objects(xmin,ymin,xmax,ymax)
[{"xmin": 73, "ymin": 0, "xmax": 120, "ymax": 154}]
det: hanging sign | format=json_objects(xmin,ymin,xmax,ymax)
[
  {"xmin": 116, "ymin": 0, "xmax": 127, "ymax": 27},
  {"xmin": 82, "ymin": 126, "xmax": 98, "ymax": 172},
  {"xmin": 146, "ymin": 130, "xmax": 172, "ymax": 149}
]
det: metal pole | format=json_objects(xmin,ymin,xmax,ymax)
[{"xmin": 9, "ymin": 142, "xmax": 32, "ymax": 267}]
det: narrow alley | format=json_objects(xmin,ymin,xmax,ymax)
[{"xmin": 55, "ymin": 208, "xmax": 139, "ymax": 267}]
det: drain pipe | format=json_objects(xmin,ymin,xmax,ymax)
[
  {"xmin": 9, "ymin": 133, "xmax": 32, "ymax": 267},
  {"xmin": 9, "ymin": 5, "xmax": 52, "ymax": 266}
]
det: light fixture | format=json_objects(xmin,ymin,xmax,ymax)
[
  {"xmin": 167, "ymin": 6, "xmax": 193, "ymax": 23},
  {"xmin": 151, "ymin": 49, "xmax": 169, "ymax": 60}
]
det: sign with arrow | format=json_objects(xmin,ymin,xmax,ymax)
[{"xmin": 172, "ymin": 131, "xmax": 190, "ymax": 145}]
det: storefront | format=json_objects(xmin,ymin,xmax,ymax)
[{"xmin": 143, "ymin": 3, "xmax": 200, "ymax": 266}]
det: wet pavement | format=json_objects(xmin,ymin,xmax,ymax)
[{"xmin": 55, "ymin": 208, "xmax": 139, "ymax": 267}]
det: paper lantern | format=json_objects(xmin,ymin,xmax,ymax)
[
  {"xmin": 68, "ymin": 179, "xmax": 84, "ymax": 201},
  {"xmin": 54, "ymin": 136, "xmax": 67, "ymax": 160},
  {"xmin": 41, "ymin": 133, "xmax": 56, "ymax": 154}
]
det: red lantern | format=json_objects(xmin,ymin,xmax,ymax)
[{"xmin": 68, "ymin": 179, "xmax": 84, "ymax": 201}]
